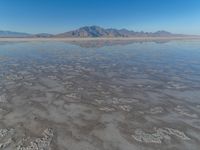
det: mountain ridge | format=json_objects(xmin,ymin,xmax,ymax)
[
  {"xmin": 0, "ymin": 26, "xmax": 190, "ymax": 38},
  {"xmin": 56, "ymin": 26, "xmax": 179, "ymax": 37}
]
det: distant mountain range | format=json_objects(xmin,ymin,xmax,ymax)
[
  {"xmin": 0, "ymin": 31, "xmax": 31, "ymax": 37},
  {"xmin": 0, "ymin": 26, "xmax": 186, "ymax": 38},
  {"xmin": 56, "ymin": 26, "xmax": 179, "ymax": 37}
]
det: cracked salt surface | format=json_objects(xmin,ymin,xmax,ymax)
[
  {"xmin": 0, "ymin": 129, "xmax": 9, "ymax": 137},
  {"xmin": 0, "ymin": 128, "xmax": 14, "ymax": 149},
  {"xmin": 132, "ymin": 127, "xmax": 190, "ymax": 144},
  {"xmin": 175, "ymin": 105, "xmax": 198, "ymax": 118},
  {"xmin": 17, "ymin": 128, "xmax": 53, "ymax": 150},
  {"xmin": 150, "ymin": 107, "xmax": 164, "ymax": 114},
  {"xmin": 119, "ymin": 105, "xmax": 132, "ymax": 112},
  {"xmin": 99, "ymin": 107, "xmax": 115, "ymax": 112},
  {"xmin": 0, "ymin": 138, "xmax": 12, "ymax": 149}
]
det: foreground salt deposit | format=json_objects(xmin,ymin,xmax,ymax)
[{"xmin": 17, "ymin": 128, "xmax": 53, "ymax": 150}]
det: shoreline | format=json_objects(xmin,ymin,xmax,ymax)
[{"xmin": 0, "ymin": 36, "xmax": 200, "ymax": 42}]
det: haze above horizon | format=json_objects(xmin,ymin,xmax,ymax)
[{"xmin": 0, "ymin": 0, "xmax": 200, "ymax": 35}]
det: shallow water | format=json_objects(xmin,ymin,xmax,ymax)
[{"xmin": 0, "ymin": 40, "xmax": 200, "ymax": 150}]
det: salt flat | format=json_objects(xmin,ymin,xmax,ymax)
[{"xmin": 0, "ymin": 40, "xmax": 200, "ymax": 150}]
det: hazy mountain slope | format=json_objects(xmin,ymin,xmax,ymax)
[{"xmin": 0, "ymin": 31, "xmax": 31, "ymax": 37}]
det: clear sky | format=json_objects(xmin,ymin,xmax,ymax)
[{"xmin": 0, "ymin": 0, "xmax": 200, "ymax": 34}]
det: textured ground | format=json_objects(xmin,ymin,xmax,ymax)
[{"xmin": 0, "ymin": 41, "xmax": 200, "ymax": 150}]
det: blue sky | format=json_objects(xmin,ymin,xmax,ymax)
[{"xmin": 0, "ymin": 0, "xmax": 200, "ymax": 34}]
